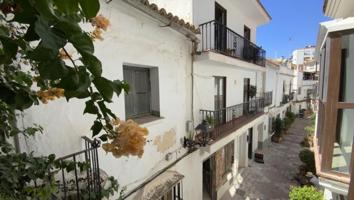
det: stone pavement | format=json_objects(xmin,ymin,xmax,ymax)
[{"xmin": 221, "ymin": 118, "xmax": 311, "ymax": 200}]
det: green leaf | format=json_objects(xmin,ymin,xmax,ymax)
[
  {"xmin": 34, "ymin": 17, "xmax": 66, "ymax": 52},
  {"xmin": 12, "ymin": 0, "xmax": 37, "ymax": 23},
  {"xmin": 0, "ymin": 37, "xmax": 18, "ymax": 64},
  {"xmin": 91, "ymin": 121, "xmax": 102, "ymax": 137},
  {"xmin": 97, "ymin": 100, "xmax": 116, "ymax": 119},
  {"xmin": 82, "ymin": 53, "xmax": 102, "ymax": 77},
  {"xmin": 79, "ymin": 0, "xmax": 100, "ymax": 19},
  {"xmin": 56, "ymin": 68, "xmax": 79, "ymax": 88},
  {"xmin": 48, "ymin": 154, "xmax": 56, "ymax": 162},
  {"xmin": 37, "ymin": 59, "xmax": 69, "ymax": 80},
  {"xmin": 84, "ymin": 100, "xmax": 99, "ymax": 115},
  {"xmin": 63, "ymin": 69, "xmax": 91, "ymax": 99},
  {"xmin": 14, "ymin": 90, "xmax": 34, "ymax": 111},
  {"xmin": 70, "ymin": 33, "xmax": 94, "ymax": 54},
  {"xmin": 66, "ymin": 162, "xmax": 76, "ymax": 172},
  {"xmin": 28, "ymin": 45, "xmax": 57, "ymax": 61},
  {"xmin": 99, "ymin": 134, "xmax": 108, "ymax": 142},
  {"xmin": 33, "ymin": 0, "xmax": 57, "ymax": 21},
  {"xmin": 54, "ymin": 0, "xmax": 79, "ymax": 14},
  {"xmin": 93, "ymin": 77, "xmax": 113, "ymax": 102},
  {"xmin": 111, "ymin": 80, "xmax": 130, "ymax": 97},
  {"xmin": 23, "ymin": 23, "xmax": 40, "ymax": 41}
]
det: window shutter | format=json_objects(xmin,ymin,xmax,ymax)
[
  {"xmin": 134, "ymin": 69, "xmax": 151, "ymax": 115},
  {"xmin": 124, "ymin": 68, "xmax": 135, "ymax": 118}
]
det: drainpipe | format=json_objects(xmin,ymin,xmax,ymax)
[{"xmin": 191, "ymin": 40, "xmax": 198, "ymax": 124}]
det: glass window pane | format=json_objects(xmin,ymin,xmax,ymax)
[
  {"xmin": 331, "ymin": 109, "xmax": 354, "ymax": 173},
  {"xmin": 339, "ymin": 34, "xmax": 354, "ymax": 102}
]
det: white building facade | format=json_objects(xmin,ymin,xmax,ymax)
[
  {"xmin": 291, "ymin": 46, "xmax": 319, "ymax": 113},
  {"xmin": 16, "ymin": 0, "xmax": 276, "ymax": 200}
]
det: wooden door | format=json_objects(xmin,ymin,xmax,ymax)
[{"xmin": 214, "ymin": 77, "xmax": 226, "ymax": 125}]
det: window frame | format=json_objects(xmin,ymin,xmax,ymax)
[
  {"xmin": 315, "ymin": 31, "xmax": 354, "ymax": 187},
  {"xmin": 123, "ymin": 65, "xmax": 160, "ymax": 121}
]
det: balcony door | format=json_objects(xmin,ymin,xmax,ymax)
[
  {"xmin": 243, "ymin": 78, "xmax": 251, "ymax": 114},
  {"xmin": 243, "ymin": 26, "xmax": 252, "ymax": 60},
  {"xmin": 215, "ymin": 3, "xmax": 227, "ymax": 52},
  {"xmin": 214, "ymin": 77, "xmax": 226, "ymax": 125}
]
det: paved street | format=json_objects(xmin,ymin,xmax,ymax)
[{"xmin": 222, "ymin": 118, "xmax": 311, "ymax": 200}]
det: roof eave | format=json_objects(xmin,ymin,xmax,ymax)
[
  {"xmin": 122, "ymin": 0, "xmax": 199, "ymax": 42},
  {"xmin": 256, "ymin": 0, "xmax": 272, "ymax": 21}
]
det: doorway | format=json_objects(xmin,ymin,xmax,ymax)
[
  {"xmin": 243, "ymin": 26, "xmax": 251, "ymax": 59},
  {"xmin": 203, "ymin": 157, "xmax": 216, "ymax": 200},
  {"xmin": 243, "ymin": 78, "xmax": 251, "ymax": 115},
  {"xmin": 215, "ymin": 2, "xmax": 227, "ymax": 52},
  {"xmin": 248, "ymin": 127, "xmax": 253, "ymax": 160},
  {"xmin": 214, "ymin": 77, "xmax": 226, "ymax": 125}
]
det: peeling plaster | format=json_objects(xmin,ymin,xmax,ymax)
[{"xmin": 153, "ymin": 129, "xmax": 176, "ymax": 153}]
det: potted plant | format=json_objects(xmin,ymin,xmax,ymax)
[{"xmin": 271, "ymin": 117, "xmax": 283, "ymax": 143}]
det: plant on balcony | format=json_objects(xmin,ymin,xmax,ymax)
[
  {"xmin": 249, "ymin": 85, "xmax": 257, "ymax": 98},
  {"xmin": 0, "ymin": 0, "xmax": 146, "ymax": 199},
  {"xmin": 289, "ymin": 186, "xmax": 323, "ymax": 200},
  {"xmin": 205, "ymin": 115, "xmax": 215, "ymax": 127}
]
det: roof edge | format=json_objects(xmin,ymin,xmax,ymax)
[
  {"xmin": 122, "ymin": 0, "xmax": 200, "ymax": 42},
  {"xmin": 256, "ymin": 0, "xmax": 272, "ymax": 20},
  {"xmin": 323, "ymin": 0, "xmax": 328, "ymax": 14}
]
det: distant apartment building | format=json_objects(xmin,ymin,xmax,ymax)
[
  {"xmin": 292, "ymin": 45, "xmax": 316, "ymax": 65},
  {"xmin": 314, "ymin": 0, "xmax": 354, "ymax": 199},
  {"xmin": 291, "ymin": 46, "xmax": 319, "ymax": 113},
  {"xmin": 16, "ymin": 0, "xmax": 278, "ymax": 199}
]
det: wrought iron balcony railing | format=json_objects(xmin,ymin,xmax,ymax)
[
  {"xmin": 200, "ymin": 97, "xmax": 265, "ymax": 140},
  {"xmin": 199, "ymin": 20, "xmax": 266, "ymax": 67},
  {"xmin": 33, "ymin": 137, "xmax": 102, "ymax": 200}
]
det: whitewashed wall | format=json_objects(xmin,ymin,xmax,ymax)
[
  {"xmin": 193, "ymin": 61, "xmax": 259, "ymax": 120},
  {"xmin": 18, "ymin": 0, "xmax": 194, "ymax": 196},
  {"xmin": 193, "ymin": 0, "xmax": 258, "ymax": 43},
  {"xmin": 265, "ymin": 65, "xmax": 278, "ymax": 107}
]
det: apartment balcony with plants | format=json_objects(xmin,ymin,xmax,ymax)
[{"xmin": 199, "ymin": 91, "xmax": 272, "ymax": 142}]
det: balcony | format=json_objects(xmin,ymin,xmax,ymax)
[
  {"xmin": 281, "ymin": 94, "xmax": 290, "ymax": 105},
  {"xmin": 200, "ymin": 97, "xmax": 265, "ymax": 141},
  {"xmin": 199, "ymin": 20, "xmax": 266, "ymax": 67}
]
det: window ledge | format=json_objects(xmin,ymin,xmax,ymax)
[{"xmin": 132, "ymin": 115, "xmax": 164, "ymax": 125}]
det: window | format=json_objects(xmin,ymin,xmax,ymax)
[
  {"xmin": 298, "ymin": 87, "xmax": 302, "ymax": 95},
  {"xmin": 123, "ymin": 65, "xmax": 160, "ymax": 121},
  {"xmin": 316, "ymin": 32, "xmax": 354, "ymax": 177},
  {"xmin": 160, "ymin": 182, "xmax": 183, "ymax": 200},
  {"xmin": 330, "ymin": 33, "xmax": 354, "ymax": 174}
]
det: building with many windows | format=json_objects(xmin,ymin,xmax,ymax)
[
  {"xmin": 292, "ymin": 46, "xmax": 319, "ymax": 114},
  {"xmin": 14, "ymin": 0, "xmax": 284, "ymax": 199}
]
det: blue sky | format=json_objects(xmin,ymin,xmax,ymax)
[{"xmin": 257, "ymin": 0, "xmax": 330, "ymax": 59}]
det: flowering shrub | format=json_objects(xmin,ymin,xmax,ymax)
[{"xmin": 103, "ymin": 118, "xmax": 148, "ymax": 158}]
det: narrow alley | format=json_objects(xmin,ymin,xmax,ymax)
[{"xmin": 222, "ymin": 118, "xmax": 311, "ymax": 200}]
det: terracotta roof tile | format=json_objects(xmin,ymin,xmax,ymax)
[{"xmin": 139, "ymin": 0, "xmax": 200, "ymax": 34}]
